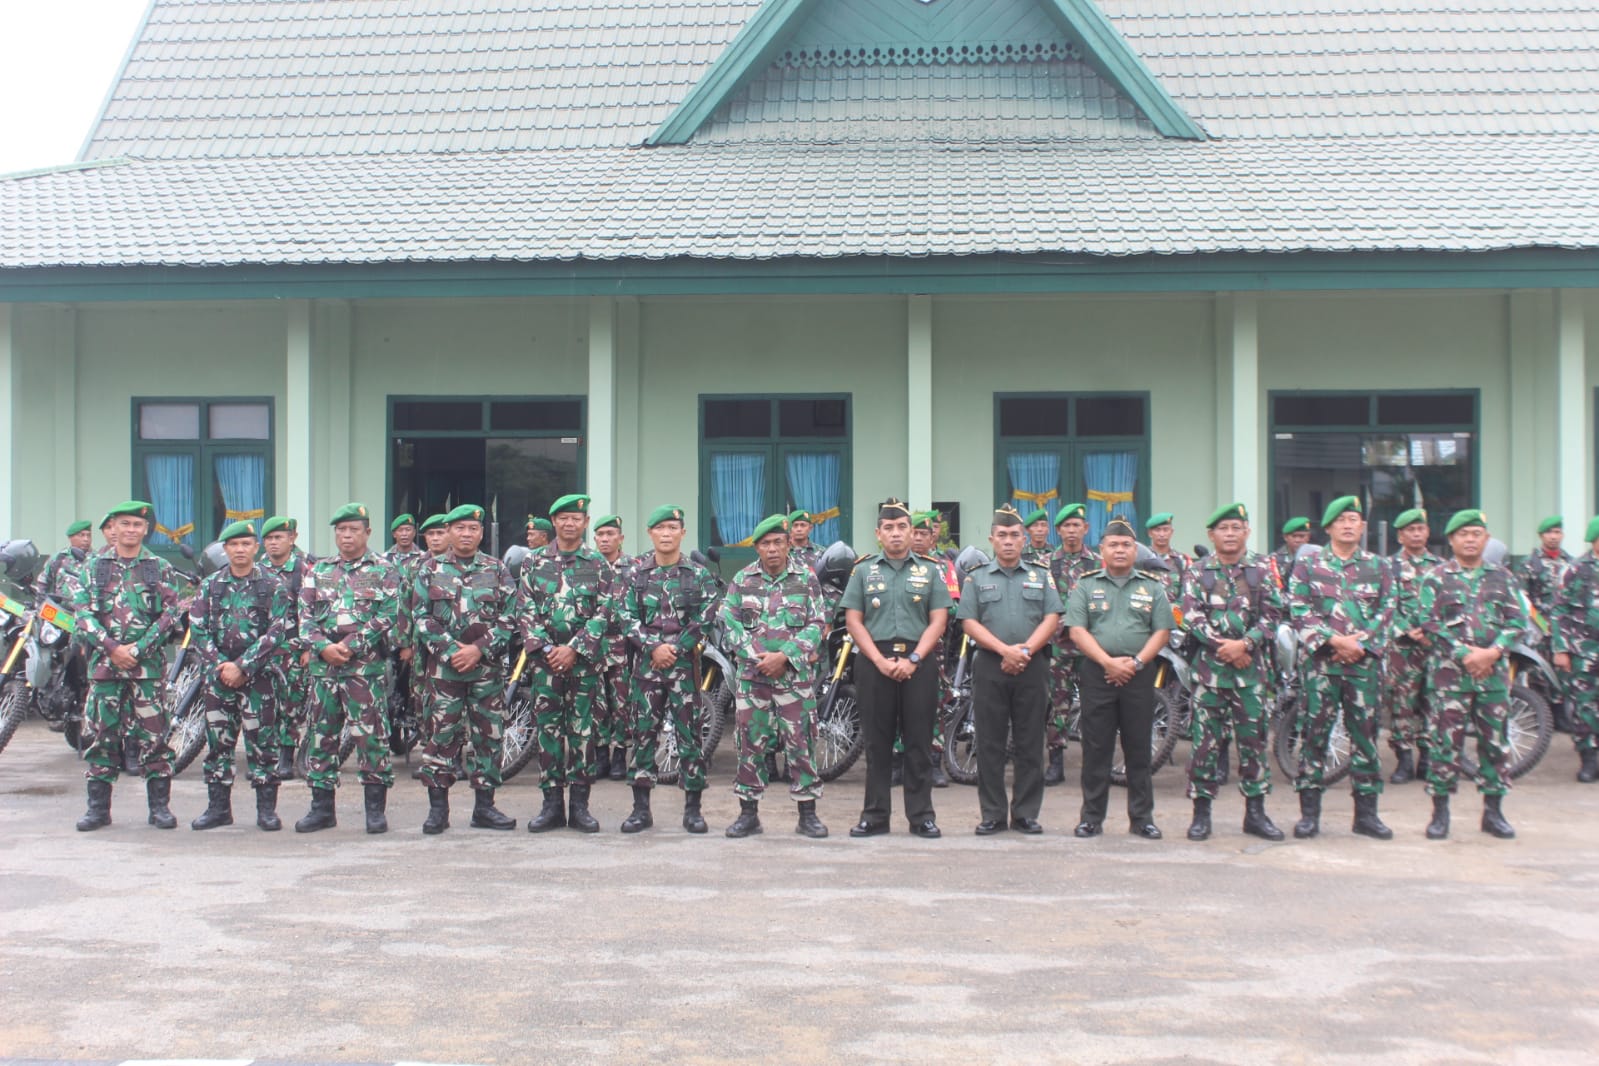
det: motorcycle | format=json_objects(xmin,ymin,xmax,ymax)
[
  {"xmin": 0, "ymin": 540, "xmax": 45, "ymax": 757},
  {"xmin": 161, "ymin": 541, "xmax": 225, "ymax": 775},
  {"xmin": 940, "ymin": 545, "xmax": 996, "ymax": 786},
  {"xmin": 24, "ymin": 588, "xmax": 89, "ymax": 751},
  {"xmin": 805, "ymin": 541, "xmax": 865, "ymax": 782},
  {"xmin": 1270, "ymin": 544, "xmax": 1356, "ymax": 785}
]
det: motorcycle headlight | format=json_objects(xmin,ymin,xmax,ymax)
[{"xmin": 38, "ymin": 621, "xmax": 67, "ymax": 648}]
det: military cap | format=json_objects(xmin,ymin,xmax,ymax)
[
  {"xmin": 329, "ymin": 502, "xmax": 371, "ymax": 526},
  {"xmin": 750, "ymin": 514, "xmax": 790, "ymax": 543},
  {"xmin": 911, "ymin": 511, "xmax": 936, "ymax": 531},
  {"xmin": 1537, "ymin": 515, "xmax": 1563, "ymax": 535},
  {"xmin": 1445, "ymin": 509, "xmax": 1488, "ymax": 537},
  {"xmin": 218, "ymin": 520, "xmax": 257, "ymax": 543},
  {"xmin": 1023, "ymin": 508, "xmax": 1050, "ymax": 526},
  {"xmin": 444, "ymin": 503, "xmax": 485, "ymax": 525},
  {"xmin": 106, "ymin": 500, "xmax": 155, "ymax": 522},
  {"xmin": 879, "ymin": 498, "xmax": 912, "ymax": 522},
  {"xmin": 1205, "ymin": 503, "xmax": 1248, "ymax": 529},
  {"xmin": 593, "ymin": 513, "xmax": 621, "ymax": 532},
  {"xmin": 526, "ymin": 516, "xmax": 554, "ymax": 534},
  {"xmin": 1586, "ymin": 516, "xmax": 1599, "ymax": 544},
  {"xmin": 788, "ymin": 509, "xmax": 812, "ymax": 525},
  {"xmin": 1144, "ymin": 512, "xmax": 1175, "ymax": 530},
  {"xmin": 646, "ymin": 505, "xmax": 686, "ymax": 529},
  {"xmin": 389, "ymin": 513, "xmax": 416, "ymax": 534},
  {"xmin": 1393, "ymin": 508, "xmax": 1428, "ymax": 531},
  {"xmin": 417, "ymin": 513, "xmax": 448, "ymax": 533},
  {"xmin": 260, "ymin": 516, "xmax": 297, "ymax": 536},
  {"xmin": 1102, "ymin": 518, "xmax": 1138, "ymax": 540},
  {"xmin": 1054, "ymin": 502, "xmax": 1087, "ymax": 526},
  {"xmin": 65, "ymin": 520, "xmax": 91, "ymax": 537},
  {"xmin": 550, "ymin": 493, "xmax": 590, "ymax": 516},
  {"xmin": 1320, "ymin": 496, "xmax": 1362, "ymax": 529},
  {"xmin": 993, "ymin": 504, "xmax": 1024, "ymax": 527},
  {"xmin": 1281, "ymin": 516, "xmax": 1311, "ymax": 535}
]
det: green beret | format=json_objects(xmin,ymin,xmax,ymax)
[
  {"xmin": 592, "ymin": 513, "xmax": 621, "ymax": 532},
  {"xmin": 750, "ymin": 514, "xmax": 790, "ymax": 544},
  {"xmin": 1023, "ymin": 508, "xmax": 1049, "ymax": 526},
  {"xmin": 911, "ymin": 511, "xmax": 936, "ymax": 531},
  {"xmin": 330, "ymin": 502, "xmax": 371, "ymax": 526},
  {"xmin": 647, "ymin": 505, "xmax": 686, "ymax": 529},
  {"xmin": 106, "ymin": 500, "xmax": 155, "ymax": 522},
  {"xmin": 788, "ymin": 510, "xmax": 811, "ymax": 525},
  {"xmin": 1538, "ymin": 515, "xmax": 1563, "ymax": 534},
  {"xmin": 1054, "ymin": 503, "xmax": 1087, "ymax": 525},
  {"xmin": 218, "ymin": 520, "xmax": 257, "ymax": 542},
  {"xmin": 1281, "ymin": 516, "xmax": 1310, "ymax": 535},
  {"xmin": 1586, "ymin": 516, "xmax": 1599, "ymax": 544},
  {"xmin": 1205, "ymin": 503, "xmax": 1248, "ymax": 529},
  {"xmin": 1393, "ymin": 508, "xmax": 1428, "ymax": 531},
  {"xmin": 550, "ymin": 493, "xmax": 591, "ymax": 516},
  {"xmin": 99, "ymin": 512, "xmax": 115, "ymax": 530},
  {"xmin": 527, "ymin": 517, "xmax": 554, "ymax": 534},
  {"xmin": 444, "ymin": 504, "xmax": 485, "ymax": 525},
  {"xmin": 1320, "ymin": 496, "xmax": 1362, "ymax": 529},
  {"xmin": 1445, "ymin": 509, "xmax": 1488, "ymax": 537},
  {"xmin": 1144, "ymin": 512, "xmax": 1174, "ymax": 531},
  {"xmin": 260, "ymin": 515, "xmax": 297, "ymax": 536},
  {"xmin": 65, "ymin": 520, "xmax": 91, "ymax": 537},
  {"xmin": 418, "ymin": 513, "xmax": 448, "ymax": 533},
  {"xmin": 389, "ymin": 514, "xmax": 415, "ymax": 534}
]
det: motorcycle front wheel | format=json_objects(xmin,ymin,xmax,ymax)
[
  {"xmin": 1272, "ymin": 694, "xmax": 1353, "ymax": 786},
  {"xmin": 1459, "ymin": 683, "xmax": 1554, "ymax": 781},
  {"xmin": 940, "ymin": 694, "xmax": 979, "ymax": 786},
  {"xmin": 497, "ymin": 694, "xmax": 538, "ymax": 782},
  {"xmin": 0, "ymin": 679, "xmax": 29, "ymax": 756},
  {"xmin": 813, "ymin": 681, "xmax": 864, "ymax": 782},
  {"xmin": 164, "ymin": 661, "xmax": 208, "ymax": 775}
]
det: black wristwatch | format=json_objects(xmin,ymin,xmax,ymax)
[{"xmin": 908, "ymin": 652, "xmax": 922, "ymax": 665}]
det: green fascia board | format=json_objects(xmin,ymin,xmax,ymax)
[
  {"xmin": 1041, "ymin": 0, "xmax": 1204, "ymax": 141},
  {"xmin": 4, "ymin": 251, "xmax": 1599, "ymax": 304}
]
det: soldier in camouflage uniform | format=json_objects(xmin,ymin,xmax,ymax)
[
  {"xmin": 788, "ymin": 510, "xmax": 824, "ymax": 571},
  {"xmin": 618, "ymin": 505, "xmax": 720, "ymax": 834},
  {"xmin": 517, "ymin": 493, "xmax": 615, "ymax": 834},
  {"xmin": 910, "ymin": 510, "xmax": 949, "ymax": 787},
  {"xmin": 1383, "ymin": 508, "xmax": 1443, "ymax": 784},
  {"xmin": 414, "ymin": 504, "xmax": 518, "ymax": 834},
  {"xmin": 294, "ymin": 503, "xmax": 403, "ymax": 835},
  {"xmin": 419, "ymin": 512, "xmax": 450, "ymax": 559},
  {"xmin": 720, "ymin": 514, "xmax": 829, "ymax": 839},
  {"xmin": 1179, "ymin": 504, "xmax": 1285, "ymax": 841},
  {"xmin": 526, "ymin": 516, "xmax": 553, "ymax": 550},
  {"xmin": 1417, "ymin": 509, "xmax": 1524, "ymax": 839},
  {"xmin": 1516, "ymin": 515, "xmax": 1571, "ymax": 716},
  {"xmin": 33, "ymin": 520, "xmax": 92, "ymax": 602},
  {"xmin": 1552, "ymin": 515, "xmax": 1599, "ymax": 784},
  {"xmin": 385, "ymin": 513, "xmax": 427, "ymax": 761},
  {"xmin": 1144, "ymin": 512, "xmax": 1190, "ymax": 603},
  {"xmin": 188, "ymin": 522, "xmax": 292, "ymax": 832},
  {"xmin": 591, "ymin": 514, "xmax": 635, "ymax": 781},
  {"xmin": 1287, "ymin": 495, "xmax": 1396, "ymax": 840},
  {"xmin": 1022, "ymin": 508, "xmax": 1053, "ymax": 567},
  {"xmin": 70, "ymin": 500, "xmax": 186, "ymax": 832},
  {"xmin": 1045, "ymin": 502, "xmax": 1095, "ymax": 785},
  {"xmin": 388, "ymin": 513, "xmax": 422, "ymax": 563},
  {"xmin": 260, "ymin": 515, "xmax": 314, "ymax": 778},
  {"xmin": 1270, "ymin": 517, "xmax": 1312, "ymax": 590}
]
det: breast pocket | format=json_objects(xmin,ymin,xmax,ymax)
[
  {"xmin": 977, "ymin": 586, "xmax": 1003, "ymax": 605},
  {"xmin": 1021, "ymin": 586, "xmax": 1044, "ymax": 603}
]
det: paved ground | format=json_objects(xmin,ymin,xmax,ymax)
[{"xmin": 3, "ymin": 718, "xmax": 1599, "ymax": 1065}]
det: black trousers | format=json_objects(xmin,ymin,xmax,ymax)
[
  {"xmin": 1077, "ymin": 658, "xmax": 1157, "ymax": 825},
  {"xmin": 858, "ymin": 641, "xmax": 938, "ymax": 824},
  {"xmin": 972, "ymin": 649, "xmax": 1049, "ymax": 823}
]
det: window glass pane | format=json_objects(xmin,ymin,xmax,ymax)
[
  {"xmin": 208, "ymin": 403, "xmax": 270, "ymax": 440},
  {"xmin": 212, "ymin": 453, "xmax": 267, "ymax": 535},
  {"xmin": 393, "ymin": 401, "xmax": 483, "ymax": 432},
  {"xmin": 139, "ymin": 403, "xmax": 200, "ymax": 440},
  {"xmin": 777, "ymin": 398, "xmax": 847, "ymax": 438},
  {"xmin": 708, "ymin": 451, "xmax": 769, "ymax": 545},
  {"xmin": 1273, "ymin": 394, "xmax": 1369, "ymax": 427},
  {"xmin": 997, "ymin": 397, "xmax": 1070, "ymax": 437},
  {"xmin": 1075, "ymin": 396, "xmax": 1145, "ymax": 438},
  {"xmin": 1376, "ymin": 393, "xmax": 1474, "ymax": 427},
  {"xmin": 489, "ymin": 400, "xmax": 583, "ymax": 433},
  {"xmin": 704, "ymin": 400, "xmax": 771, "ymax": 439}
]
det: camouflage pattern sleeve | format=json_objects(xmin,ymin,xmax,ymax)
[
  {"xmin": 189, "ymin": 573, "xmax": 219, "ymax": 659},
  {"xmin": 68, "ymin": 565, "xmax": 114, "ymax": 657},
  {"xmin": 1491, "ymin": 570, "xmax": 1529, "ymax": 651},
  {"xmin": 412, "ymin": 557, "xmax": 453, "ymax": 659},
  {"xmin": 1178, "ymin": 565, "xmax": 1223, "ymax": 653},
  {"xmin": 1287, "ymin": 558, "xmax": 1330, "ymax": 654},
  {"xmin": 235, "ymin": 576, "xmax": 291, "ymax": 678},
  {"xmin": 1551, "ymin": 560, "xmax": 1588, "ymax": 655},
  {"xmin": 516, "ymin": 563, "xmax": 553, "ymax": 652},
  {"xmin": 298, "ymin": 565, "xmax": 333, "ymax": 656},
  {"xmin": 1249, "ymin": 560, "xmax": 1285, "ymax": 648},
  {"xmin": 477, "ymin": 560, "xmax": 517, "ymax": 660},
  {"xmin": 682, "ymin": 562, "xmax": 719, "ymax": 653},
  {"xmin": 620, "ymin": 566, "xmax": 647, "ymax": 651},
  {"xmin": 766, "ymin": 570, "xmax": 826, "ymax": 666},
  {"xmin": 1356, "ymin": 557, "xmax": 1396, "ymax": 651}
]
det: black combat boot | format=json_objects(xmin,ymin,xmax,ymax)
[
  {"xmin": 795, "ymin": 799, "xmax": 827, "ymax": 838},
  {"xmin": 1481, "ymin": 794, "xmax": 1515, "ymax": 839},
  {"xmin": 146, "ymin": 777, "xmax": 177, "ymax": 830},
  {"xmin": 276, "ymin": 745, "xmax": 297, "ymax": 780},
  {"xmin": 190, "ymin": 781, "xmax": 234, "ymax": 830},
  {"xmin": 567, "ymin": 782, "xmax": 600, "ymax": 833},
  {"xmin": 609, "ymin": 746, "xmax": 627, "ymax": 781},
  {"xmin": 620, "ymin": 785, "xmax": 653, "ymax": 833},
  {"xmin": 255, "ymin": 782, "xmax": 282, "ymax": 831},
  {"xmin": 295, "ymin": 786, "xmax": 337, "ymax": 832},
  {"xmin": 527, "ymin": 787, "xmax": 566, "ymax": 832},
  {"xmin": 1351, "ymin": 792, "xmax": 1393, "ymax": 840},
  {"xmin": 1426, "ymin": 793, "xmax": 1450, "ymax": 840},
  {"xmin": 725, "ymin": 798, "xmax": 762, "ymax": 838},
  {"xmin": 471, "ymin": 788, "xmax": 516, "ymax": 830},
  {"xmin": 363, "ymin": 783, "xmax": 388, "ymax": 834},
  {"xmin": 76, "ymin": 778, "xmax": 112, "ymax": 832},
  {"xmin": 1186, "ymin": 797, "xmax": 1212, "ymax": 841},
  {"xmin": 1242, "ymin": 794, "xmax": 1285, "ymax": 841},
  {"xmin": 1389, "ymin": 748, "xmax": 1416, "ymax": 784},
  {"xmin": 422, "ymin": 786, "xmax": 450, "ymax": 835},
  {"xmin": 595, "ymin": 746, "xmax": 613, "ymax": 780},
  {"xmin": 1293, "ymin": 789, "xmax": 1321, "ymax": 839},
  {"xmin": 1578, "ymin": 748, "xmax": 1599, "ymax": 783},
  {"xmin": 682, "ymin": 790, "xmax": 707, "ymax": 834},
  {"xmin": 1043, "ymin": 747, "xmax": 1065, "ymax": 787}
]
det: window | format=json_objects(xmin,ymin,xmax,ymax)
[
  {"xmin": 994, "ymin": 392, "xmax": 1149, "ymax": 546},
  {"xmin": 1270, "ymin": 391, "xmax": 1478, "ymax": 554},
  {"xmin": 132, "ymin": 399, "xmax": 274, "ymax": 551},
  {"xmin": 700, "ymin": 395, "xmax": 851, "ymax": 554}
]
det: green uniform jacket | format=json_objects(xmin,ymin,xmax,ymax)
[
  {"xmin": 623, "ymin": 555, "xmax": 719, "ymax": 655},
  {"xmin": 1419, "ymin": 560, "xmax": 1527, "ymax": 694},
  {"xmin": 840, "ymin": 552, "xmax": 953, "ymax": 641},
  {"xmin": 1288, "ymin": 548, "xmax": 1395, "ymax": 676},
  {"xmin": 1179, "ymin": 552, "xmax": 1281, "ymax": 688},
  {"xmin": 71, "ymin": 548, "xmax": 186, "ymax": 680},
  {"xmin": 1551, "ymin": 552, "xmax": 1599, "ymax": 662},
  {"xmin": 516, "ymin": 544, "xmax": 614, "ymax": 666},
  {"xmin": 189, "ymin": 565, "xmax": 292, "ymax": 681},
  {"xmin": 958, "ymin": 559, "xmax": 1063, "ymax": 646},
  {"xmin": 1063, "ymin": 569, "xmax": 1175, "ymax": 657},
  {"xmin": 299, "ymin": 551, "xmax": 403, "ymax": 678},
  {"xmin": 412, "ymin": 550, "xmax": 516, "ymax": 682},
  {"xmin": 717, "ymin": 559, "xmax": 826, "ymax": 681}
]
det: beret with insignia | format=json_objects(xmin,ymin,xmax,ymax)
[
  {"xmin": 646, "ymin": 505, "xmax": 686, "ymax": 529},
  {"xmin": 330, "ymin": 502, "xmax": 371, "ymax": 527},
  {"xmin": 1393, "ymin": 508, "xmax": 1428, "ymax": 531},
  {"xmin": 1054, "ymin": 503, "xmax": 1087, "ymax": 525},
  {"xmin": 550, "ymin": 494, "xmax": 591, "ymax": 516},
  {"xmin": 1144, "ymin": 512, "xmax": 1175, "ymax": 531},
  {"xmin": 1320, "ymin": 496, "xmax": 1362, "ymax": 529},
  {"xmin": 592, "ymin": 513, "xmax": 621, "ymax": 532},
  {"xmin": 1445, "ymin": 509, "xmax": 1488, "ymax": 537},
  {"xmin": 389, "ymin": 513, "xmax": 416, "ymax": 534},
  {"xmin": 1023, "ymin": 508, "xmax": 1049, "ymax": 526},
  {"xmin": 106, "ymin": 500, "xmax": 155, "ymax": 522},
  {"xmin": 218, "ymin": 520, "xmax": 257, "ymax": 543},
  {"xmin": 417, "ymin": 513, "xmax": 448, "ymax": 534},
  {"xmin": 1205, "ymin": 503, "xmax": 1248, "ymax": 529},
  {"xmin": 444, "ymin": 504, "xmax": 485, "ymax": 525},
  {"xmin": 1538, "ymin": 515, "xmax": 1563, "ymax": 534},
  {"xmin": 788, "ymin": 510, "xmax": 811, "ymax": 525},
  {"xmin": 750, "ymin": 514, "xmax": 790, "ymax": 543},
  {"xmin": 260, "ymin": 515, "xmax": 297, "ymax": 536},
  {"xmin": 1281, "ymin": 516, "xmax": 1311, "ymax": 535},
  {"xmin": 65, "ymin": 520, "xmax": 91, "ymax": 537}
]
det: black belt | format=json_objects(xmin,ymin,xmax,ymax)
[{"xmin": 875, "ymin": 640, "xmax": 914, "ymax": 655}]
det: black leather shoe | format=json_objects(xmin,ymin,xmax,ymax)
[
  {"xmin": 1130, "ymin": 820, "xmax": 1163, "ymax": 840},
  {"xmin": 909, "ymin": 819, "xmax": 941, "ymax": 839},
  {"xmin": 975, "ymin": 819, "xmax": 1006, "ymax": 836},
  {"xmin": 1073, "ymin": 821, "xmax": 1102, "ymax": 838},
  {"xmin": 849, "ymin": 818, "xmax": 890, "ymax": 838},
  {"xmin": 1011, "ymin": 817, "xmax": 1043, "ymax": 835}
]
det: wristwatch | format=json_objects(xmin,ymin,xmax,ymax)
[
  {"xmin": 907, "ymin": 652, "xmax": 922, "ymax": 665},
  {"xmin": 1130, "ymin": 655, "xmax": 1144, "ymax": 670}
]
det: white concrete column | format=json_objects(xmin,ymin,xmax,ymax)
[
  {"xmin": 0, "ymin": 304, "xmax": 13, "ymax": 534},
  {"xmin": 284, "ymin": 300, "xmax": 313, "ymax": 536},
  {"xmin": 908, "ymin": 295, "xmax": 934, "ymax": 507},
  {"xmin": 1556, "ymin": 289, "xmax": 1589, "ymax": 526},
  {"xmin": 587, "ymin": 296, "xmax": 616, "ymax": 507},
  {"xmin": 1215, "ymin": 294, "xmax": 1262, "ymax": 549}
]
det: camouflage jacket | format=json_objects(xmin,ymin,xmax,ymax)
[
  {"xmin": 71, "ymin": 548, "xmax": 186, "ymax": 680},
  {"xmin": 1023, "ymin": 545, "xmax": 1053, "ymax": 569},
  {"xmin": 395, "ymin": 550, "xmax": 442, "ymax": 651},
  {"xmin": 1419, "ymin": 560, "xmax": 1527, "ymax": 693},
  {"xmin": 33, "ymin": 547, "xmax": 86, "ymax": 604},
  {"xmin": 1550, "ymin": 552, "xmax": 1599, "ymax": 661},
  {"xmin": 600, "ymin": 553, "xmax": 639, "ymax": 660},
  {"xmin": 1151, "ymin": 550, "xmax": 1190, "ymax": 603},
  {"xmin": 624, "ymin": 555, "xmax": 719, "ymax": 657},
  {"xmin": 190, "ymin": 565, "xmax": 291, "ymax": 681},
  {"xmin": 1288, "ymin": 548, "xmax": 1394, "ymax": 675},
  {"xmin": 1268, "ymin": 546, "xmax": 1298, "ymax": 590},
  {"xmin": 412, "ymin": 550, "xmax": 516, "ymax": 682},
  {"xmin": 1048, "ymin": 548, "xmax": 1098, "ymax": 652},
  {"xmin": 299, "ymin": 551, "xmax": 402, "ymax": 677},
  {"xmin": 790, "ymin": 543, "xmax": 823, "ymax": 572},
  {"xmin": 716, "ymin": 558, "xmax": 826, "ymax": 682},
  {"xmin": 1388, "ymin": 548, "xmax": 1444, "ymax": 641},
  {"xmin": 262, "ymin": 548, "xmax": 315, "ymax": 656},
  {"xmin": 1515, "ymin": 549, "xmax": 1572, "ymax": 630},
  {"xmin": 516, "ymin": 544, "xmax": 614, "ymax": 666},
  {"xmin": 1179, "ymin": 552, "xmax": 1282, "ymax": 688}
]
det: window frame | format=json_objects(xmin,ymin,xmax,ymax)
[{"xmin": 130, "ymin": 396, "xmax": 276, "ymax": 555}]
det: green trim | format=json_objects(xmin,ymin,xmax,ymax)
[
  {"xmin": 1041, "ymin": 0, "xmax": 1204, "ymax": 140},
  {"xmin": 129, "ymin": 395, "xmax": 276, "ymax": 554}
]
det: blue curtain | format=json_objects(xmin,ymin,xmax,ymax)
[
  {"xmin": 144, "ymin": 454, "xmax": 196, "ymax": 548},
  {"xmin": 214, "ymin": 453, "xmax": 266, "ymax": 534},
  {"xmin": 710, "ymin": 453, "xmax": 767, "ymax": 546},
  {"xmin": 786, "ymin": 452, "xmax": 842, "ymax": 545},
  {"xmin": 1083, "ymin": 451, "xmax": 1139, "ymax": 546},
  {"xmin": 1006, "ymin": 452, "xmax": 1062, "ymax": 547}
]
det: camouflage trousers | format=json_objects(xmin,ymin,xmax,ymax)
[
  {"xmin": 1187, "ymin": 684, "xmax": 1272, "ymax": 800},
  {"xmin": 200, "ymin": 669, "xmax": 279, "ymax": 787},
  {"xmin": 305, "ymin": 672, "xmax": 393, "ymax": 790},
  {"xmin": 1296, "ymin": 667, "xmax": 1383, "ymax": 795},
  {"xmin": 1566, "ymin": 658, "xmax": 1599, "ymax": 754},
  {"xmin": 270, "ymin": 661, "xmax": 310, "ymax": 750},
  {"xmin": 732, "ymin": 673, "xmax": 821, "ymax": 802},
  {"xmin": 1046, "ymin": 652, "xmax": 1079, "ymax": 752},
  {"xmin": 83, "ymin": 678, "xmax": 174, "ymax": 783},
  {"xmin": 1382, "ymin": 641, "xmax": 1431, "ymax": 754},
  {"xmin": 418, "ymin": 674, "xmax": 505, "ymax": 791},
  {"xmin": 531, "ymin": 665, "xmax": 599, "ymax": 788},
  {"xmin": 1426, "ymin": 683, "xmax": 1511, "ymax": 797},
  {"xmin": 593, "ymin": 645, "xmax": 633, "ymax": 751},
  {"xmin": 628, "ymin": 660, "xmax": 704, "ymax": 792}
]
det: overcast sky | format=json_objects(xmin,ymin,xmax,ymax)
[{"xmin": 0, "ymin": 1, "xmax": 152, "ymax": 174}]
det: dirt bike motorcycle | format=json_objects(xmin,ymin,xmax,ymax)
[
  {"xmin": 0, "ymin": 540, "xmax": 46, "ymax": 756},
  {"xmin": 160, "ymin": 541, "xmax": 225, "ymax": 775}
]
